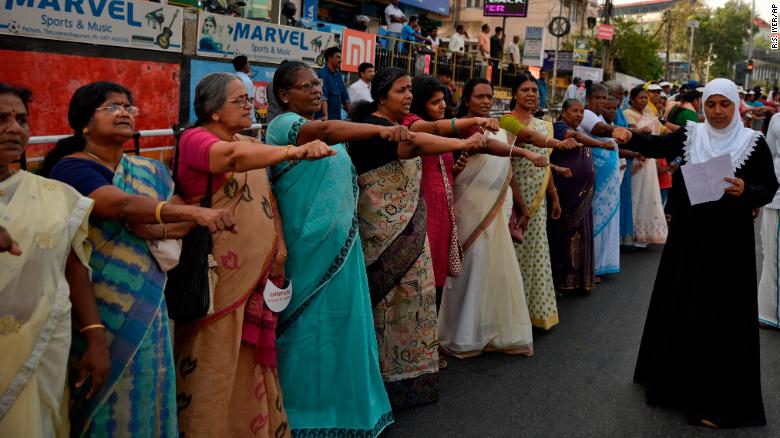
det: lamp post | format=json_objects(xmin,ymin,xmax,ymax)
[
  {"xmin": 747, "ymin": 0, "xmax": 755, "ymax": 88},
  {"xmin": 687, "ymin": 19, "xmax": 700, "ymax": 81}
]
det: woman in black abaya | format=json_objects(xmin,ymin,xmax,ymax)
[{"xmin": 627, "ymin": 78, "xmax": 777, "ymax": 428}]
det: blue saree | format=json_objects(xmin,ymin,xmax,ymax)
[
  {"xmin": 591, "ymin": 136, "xmax": 622, "ymax": 276},
  {"xmin": 58, "ymin": 155, "xmax": 178, "ymax": 437},
  {"xmin": 616, "ymin": 107, "xmax": 635, "ymax": 245},
  {"xmin": 266, "ymin": 112, "xmax": 393, "ymax": 437}
]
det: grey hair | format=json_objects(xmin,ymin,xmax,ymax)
[
  {"xmin": 606, "ymin": 95, "xmax": 619, "ymax": 102},
  {"xmin": 586, "ymin": 83, "xmax": 608, "ymax": 98},
  {"xmin": 194, "ymin": 72, "xmax": 239, "ymax": 125},
  {"xmin": 602, "ymin": 80, "xmax": 623, "ymax": 96}
]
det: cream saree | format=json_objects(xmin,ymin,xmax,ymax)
[
  {"xmin": 625, "ymin": 107, "xmax": 668, "ymax": 244},
  {"xmin": 0, "ymin": 171, "xmax": 92, "ymax": 438},
  {"xmin": 439, "ymin": 130, "xmax": 534, "ymax": 357}
]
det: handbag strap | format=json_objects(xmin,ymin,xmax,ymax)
[
  {"xmin": 439, "ymin": 155, "xmax": 458, "ymax": 234},
  {"xmin": 173, "ymin": 126, "xmax": 214, "ymax": 208}
]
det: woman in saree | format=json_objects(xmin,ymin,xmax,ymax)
[
  {"xmin": 401, "ymin": 75, "xmax": 546, "ymax": 309},
  {"xmin": 577, "ymin": 84, "xmax": 632, "ymax": 276},
  {"xmin": 0, "ymin": 84, "xmax": 108, "ymax": 437},
  {"xmin": 266, "ymin": 61, "xmax": 417, "ymax": 435},
  {"xmin": 173, "ymin": 72, "xmax": 333, "ymax": 438},
  {"xmin": 624, "ymin": 86, "xmax": 669, "ymax": 246},
  {"xmin": 439, "ymin": 78, "xmax": 562, "ymax": 357},
  {"xmin": 348, "ymin": 67, "xmax": 489, "ymax": 408},
  {"xmin": 547, "ymin": 99, "xmax": 614, "ymax": 292},
  {"xmin": 499, "ymin": 73, "xmax": 584, "ymax": 329},
  {"xmin": 40, "ymin": 81, "xmax": 236, "ymax": 437},
  {"xmin": 629, "ymin": 78, "xmax": 775, "ymax": 428}
]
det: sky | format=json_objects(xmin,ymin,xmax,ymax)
[{"xmin": 612, "ymin": 0, "xmax": 773, "ymax": 20}]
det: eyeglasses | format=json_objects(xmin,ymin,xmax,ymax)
[
  {"xmin": 227, "ymin": 95, "xmax": 254, "ymax": 107},
  {"xmin": 287, "ymin": 80, "xmax": 323, "ymax": 93},
  {"xmin": 95, "ymin": 104, "xmax": 139, "ymax": 116}
]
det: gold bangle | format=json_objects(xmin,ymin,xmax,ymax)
[
  {"xmin": 285, "ymin": 144, "xmax": 293, "ymax": 161},
  {"xmin": 161, "ymin": 224, "xmax": 168, "ymax": 240},
  {"xmin": 155, "ymin": 201, "xmax": 167, "ymax": 225},
  {"xmin": 80, "ymin": 323, "xmax": 106, "ymax": 333},
  {"xmin": 545, "ymin": 137, "xmax": 551, "ymax": 147}
]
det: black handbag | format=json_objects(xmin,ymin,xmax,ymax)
[{"xmin": 163, "ymin": 129, "xmax": 214, "ymax": 322}]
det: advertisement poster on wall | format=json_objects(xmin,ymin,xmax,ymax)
[
  {"xmin": 0, "ymin": 0, "xmax": 183, "ymax": 52},
  {"xmin": 522, "ymin": 26, "xmax": 545, "ymax": 67},
  {"xmin": 197, "ymin": 12, "xmax": 332, "ymax": 67},
  {"xmin": 189, "ymin": 59, "xmax": 275, "ymax": 123}
]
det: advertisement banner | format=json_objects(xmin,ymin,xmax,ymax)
[
  {"xmin": 301, "ymin": 0, "xmax": 318, "ymax": 24},
  {"xmin": 522, "ymin": 26, "xmax": 545, "ymax": 67},
  {"xmin": 0, "ymin": 0, "xmax": 183, "ymax": 52},
  {"xmin": 484, "ymin": 0, "xmax": 528, "ymax": 17},
  {"xmin": 400, "ymin": 0, "xmax": 450, "ymax": 16},
  {"xmin": 189, "ymin": 59, "xmax": 275, "ymax": 124},
  {"xmin": 573, "ymin": 65, "xmax": 603, "ymax": 83},
  {"xmin": 197, "ymin": 12, "xmax": 332, "ymax": 67},
  {"xmin": 543, "ymin": 50, "xmax": 574, "ymax": 72},
  {"xmin": 574, "ymin": 38, "xmax": 590, "ymax": 64},
  {"xmin": 341, "ymin": 29, "xmax": 375, "ymax": 73}
]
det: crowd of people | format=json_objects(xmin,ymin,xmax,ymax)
[{"xmin": 1, "ymin": 53, "xmax": 778, "ymax": 437}]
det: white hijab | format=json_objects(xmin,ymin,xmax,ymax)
[{"xmin": 684, "ymin": 78, "xmax": 761, "ymax": 169}]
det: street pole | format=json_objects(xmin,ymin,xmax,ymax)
[
  {"xmin": 551, "ymin": 0, "xmax": 564, "ymax": 108},
  {"xmin": 687, "ymin": 20, "xmax": 699, "ymax": 81},
  {"xmin": 602, "ymin": 0, "xmax": 612, "ymax": 80},
  {"xmin": 705, "ymin": 43, "xmax": 713, "ymax": 83},
  {"xmin": 665, "ymin": 10, "xmax": 671, "ymax": 80},
  {"xmin": 747, "ymin": 0, "xmax": 755, "ymax": 88}
]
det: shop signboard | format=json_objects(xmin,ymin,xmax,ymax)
[
  {"xmin": 0, "ymin": 0, "xmax": 183, "ymax": 52},
  {"xmin": 197, "ymin": 12, "xmax": 331, "ymax": 67}
]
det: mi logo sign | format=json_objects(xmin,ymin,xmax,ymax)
[{"xmin": 341, "ymin": 29, "xmax": 375, "ymax": 73}]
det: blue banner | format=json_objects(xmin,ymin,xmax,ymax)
[
  {"xmin": 400, "ymin": 0, "xmax": 450, "ymax": 16},
  {"xmin": 301, "ymin": 0, "xmax": 318, "ymax": 24}
]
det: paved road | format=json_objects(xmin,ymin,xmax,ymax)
[{"xmin": 383, "ymin": 244, "xmax": 780, "ymax": 438}]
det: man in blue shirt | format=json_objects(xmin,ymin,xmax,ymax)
[
  {"xmin": 233, "ymin": 55, "xmax": 256, "ymax": 123},
  {"xmin": 317, "ymin": 47, "xmax": 351, "ymax": 120},
  {"xmin": 537, "ymin": 69, "xmax": 548, "ymax": 110},
  {"xmin": 400, "ymin": 16, "xmax": 425, "ymax": 54}
]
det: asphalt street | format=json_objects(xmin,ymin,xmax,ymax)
[{"xmin": 383, "ymin": 243, "xmax": 780, "ymax": 438}]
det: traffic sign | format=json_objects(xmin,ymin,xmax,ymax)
[{"xmin": 596, "ymin": 24, "xmax": 614, "ymax": 41}]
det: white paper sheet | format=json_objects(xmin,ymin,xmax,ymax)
[{"xmin": 680, "ymin": 154, "xmax": 735, "ymax": 205}]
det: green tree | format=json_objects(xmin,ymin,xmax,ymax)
[{"xmin": 610, "ymin": 17, "xmax": 664, "ymax": 79}]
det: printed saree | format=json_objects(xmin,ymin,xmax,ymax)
[
  {"xmin": 266, "ymin": 112, "xmax": 392, "ymax": 436},
  {"xmin": 439, "ymin": 130, "xmax": 534, "ymax": 356},
  {"xmin": 356, "ymin": 153, "xmax": 439, "ymax": 410},
  {"xmin": 174, "ymin": 136, "xmax": 288, "ymax": 438},
  {"xmin": 548, "ymin": 122, "xmax": 596, "ymax": 291},
  {"xmin": 0, "ymin": 171, "xmax": 92, "ymax": 438},
  {"xmin": 500, "ymin": 115, "xmax": 559, "ymax": 329},
  {"xmin": 65, "ymin": 155, "xmax": 178, "ymax": 437}
]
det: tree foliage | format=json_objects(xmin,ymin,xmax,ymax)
[{"xmin": 610, "ymin": 17, "xmax": 664, "ymax": 80}]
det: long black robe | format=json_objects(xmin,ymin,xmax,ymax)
[{"xmin": 626, "ymin": 127, "xmax": 778, "ymax": 428}]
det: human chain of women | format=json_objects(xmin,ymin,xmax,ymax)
[{"xmin": 1, "ymin": 63, "xmax": 778, "ymax": 436}]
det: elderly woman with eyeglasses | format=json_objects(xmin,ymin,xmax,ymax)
[
  {"xmin": 172, "ymin": 72, "xmax": 333, "ymax": 438},
  {"xmin": 40, "ymin": 81, "xmax": 239, "ymax": 436}
]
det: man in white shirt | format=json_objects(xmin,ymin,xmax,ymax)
[
  {"xmin": 564, "ymin": 77, "xmax": 580, "ymax": 101},
  {"xmin": 426, "ymin": 28, "xmax": 441, "ymax": 51},
  {"xmin": 348, "ymin": 62, "xmax": 374, "ymax": 104},
  {"xmin": 233, "ymin": 55, "xmax": 256, "ymax": 123},
  {"xmin": 448, "ymin": 24, "xmax": 467, "ymax": 54},
  {"xmin": 505, "ymin": 35, "xmax": 521, "ymax": 74},
  {"xmin": 384, "ymin": 0, "xmax": 406, "ymax": 50}
]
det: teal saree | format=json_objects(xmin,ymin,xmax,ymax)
[{"xmin": 266, "ymin": 112, "xmax": 392, "ymax": 437}]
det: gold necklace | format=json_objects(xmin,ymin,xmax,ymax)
[{"xmin": 84, "ymin": 150, "xmax": 116, "ymax": 168}]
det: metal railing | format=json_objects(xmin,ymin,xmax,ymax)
[{"xmin": 374, "ymin": 36, "xmax": 522, "ymax": 91}]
